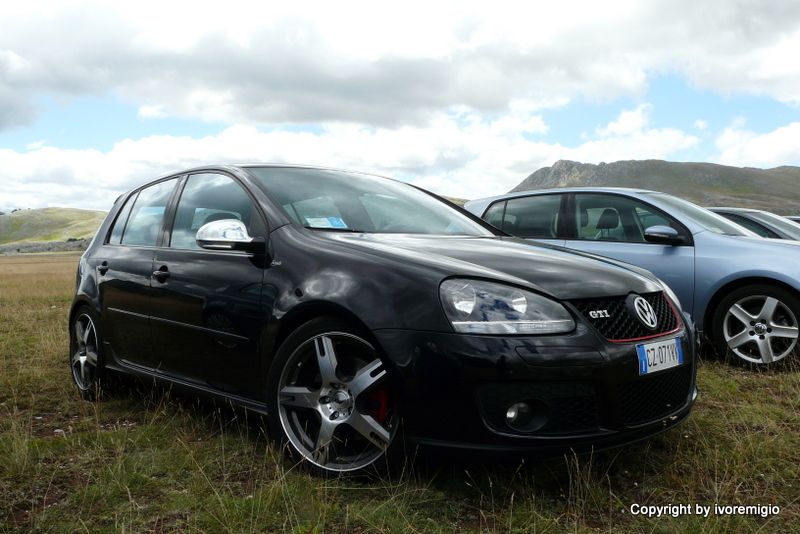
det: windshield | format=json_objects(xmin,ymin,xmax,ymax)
[
  {"xmin": 644, "ymin": 193, "xmax": 757, "ymax": 236},
  {"xmin": 247, "ymin": 167, "xmax": 494, "ymax": 236},
  {"xmin": 750, "ymin": 211, "xmax": 800, "ymax": 240}
]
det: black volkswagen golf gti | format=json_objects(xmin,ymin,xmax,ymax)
[{"xmin": 70, "ymin": 165, "xmax": 697, "ymax": 474}]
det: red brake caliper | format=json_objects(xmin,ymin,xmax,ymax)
[{"xmin": 366, "ymin": 389, "xmax": 390, "ymax": 423}]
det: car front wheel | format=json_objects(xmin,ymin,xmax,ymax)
[
  {"xmin": 712, "ymin": 285, "xmax": 800, "ymax": 366},
  {"xmin": 267, "ymin": 318, "xmax": 400, "ymax": 475}
]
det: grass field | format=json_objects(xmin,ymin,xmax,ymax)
[{"xmin": 1, "ymin": 255, "xmax": 799, "ymax": 533}]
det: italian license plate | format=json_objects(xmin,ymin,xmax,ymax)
[{"xmin": 636, "ymin": 338, "xmax": 684, "ymax": 375}]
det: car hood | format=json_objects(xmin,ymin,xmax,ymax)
[{"xmin": 319, "ymin": 232, "xmax": 663, "ymax": 300}]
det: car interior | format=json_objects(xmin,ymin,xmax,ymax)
[{"xmin": 575, "ymin": 195, "xmax": 680, "ymax": 243}]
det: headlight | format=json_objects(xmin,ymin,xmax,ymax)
[{"xmin": 439, "ymin": 279, "xmax": 575, "ymax": 335}]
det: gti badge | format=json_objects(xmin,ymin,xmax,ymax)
[
  {"xmin": 589, "ymin": 309, "xmax": 611, "ymax": 319},
  {"xmin": 633, "ymin": 296, "xmax": 658, "ymax": 329}
]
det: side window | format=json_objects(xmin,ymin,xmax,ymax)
[
  {"xmin": 502, "ymin": 195, "xmax": 562, "ymax": 238},
  {"xmin": 170, "ymin": 173, "xmax": 258, "ymax": 250},
  {"xmin": 121, "ymin": 179, "xmax": 178, "ymax": 247},
  {"xmin": 634, "ymin": 206, "xmax": 671, "ymax": 230},
  {"xmin": 575, "ymin": 194, "xmax": 684, "ymax": 243},
  {"xmin": 108, "ymin": 193, "xmax": 136, "ymax": 245},
  {"xmin": 482, "ymin": 201, "xmax": 506, "ymax": 229}
]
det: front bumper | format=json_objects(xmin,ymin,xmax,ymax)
[{"xmin": 373, "ymin": 314, "xmax": 697, "ymax": 455}]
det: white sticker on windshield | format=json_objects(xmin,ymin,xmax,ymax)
[{"xmin": 305, "ymin": 217, "xmax": 348, "ymax": 229}]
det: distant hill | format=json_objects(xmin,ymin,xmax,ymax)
[
  {"xmin": 0, "ymin": 208, "xmax": 106, "ymax": 246},
  {"xmin": 511, "ymin": 160, "xmax": 800, "ymax": 214}
]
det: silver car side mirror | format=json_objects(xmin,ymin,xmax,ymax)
[
  {"xmin": 196, "ymin": 219, "xmax": 255, "ymax": 250},
  {"xmin": 643, "ymin": 225, "xmax": 683, "ymax": 245}
]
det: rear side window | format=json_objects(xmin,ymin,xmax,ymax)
[
  {"xmin": 108, "ymin": 194, "xmax": 136, "ymax": 245},
  {"xmin": 170, "ymin": 173, "xmax": 258, "ymax": 250},
  {"xmin": 121, "ymin": 179, "xmax": 178, "ymax": 246},
  {"xmin": 482, "ymin": 201, "xmax": 506, "ymax": 229},
  {"xmin": 502, "ymin": 195, "xmax": 562, "ymax": 238}
]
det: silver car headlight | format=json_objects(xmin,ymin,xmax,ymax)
[{"xmin": 439, "ymin": 279, "xmax": 575, "ymax": 335}]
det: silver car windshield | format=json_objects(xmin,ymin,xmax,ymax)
[
  {"xmin": 644, "ymin": 193, "xmax": 756, "ymax": 236},
  {"xmin": 248, "ymin": 167, "xmax": 494, "ymax": 236},
  {"xmin": 749, "ymin": 211, "xmax": 800, "ymax": 240}
]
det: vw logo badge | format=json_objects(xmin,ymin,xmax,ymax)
[{"xmin": 633, "ymin": 297, "xmax": 658, "ymax": 329}]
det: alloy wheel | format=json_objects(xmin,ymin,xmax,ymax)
[
  {"xmin": 277, "ymin": 332, "xmax": 395, "ymax": 472},
  {"xmin": 71, "ymin": 313, "xmax": 99, "ymax": 391},
  {"xmin": 723, "ymin": 295, "xmax": 799, "ymax": 364}
]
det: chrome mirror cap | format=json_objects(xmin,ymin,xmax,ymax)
[
  {"xmin": 644, "ymin": 225, "xmax": 683, "ymax": 245},
  {"xmin": 196, "ymin": 219, "xmax": 254, "ymax": 250}
]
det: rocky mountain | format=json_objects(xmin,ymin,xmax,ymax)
[{"xmin": 511, "ymin": 160, "xmax": 800, "ymax": 214}]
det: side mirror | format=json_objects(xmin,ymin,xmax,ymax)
[
  {"xmin": 196, "ymin": 219, "xmax": 261, "ymax": 251},
  {"xmin": 644, "ymin": 225, "xmax": 683, "ymax": 245}
]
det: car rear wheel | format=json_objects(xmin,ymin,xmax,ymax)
[
  {"xmin": 267, "ymin": 318, "xmax": 399, "ymax": 475},
  {"xmin": 711, "ymin": 285, "xmax": 800, "ymax": 366},
  {"xmin": 69, "ymin": 307, "xmax": 107, "ymax": 399}
]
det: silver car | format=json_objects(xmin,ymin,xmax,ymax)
[
  {"xmin": 465, "ymin": 188, "xmax": 800, "ymax": 366},
  {"xmin": 709, "ymin": 207, "xmax": 800, "ymax": 241}
]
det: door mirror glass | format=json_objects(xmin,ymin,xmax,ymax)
[
  {"xmin": 644, "ymin": 225, "xmax": 682, "ymax": 245},
  {"xmin": 196, "ymin": 219, "xmax": 256, "ymax": 250}
]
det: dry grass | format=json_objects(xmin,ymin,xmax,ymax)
[{"xmin": 1, "ymin": 254, "xmax": 799, "ymax": 533}]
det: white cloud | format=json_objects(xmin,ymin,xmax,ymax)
[
  {"xmin": 137, "ymin": 104, "xmax": 166, "ymax": 119},
  {"xmin": 715, "ymin": 122, "xmax": 800, "ymax": 167},
  {"xmin": 25, "ymin": 140, "xmax": 46, "ymax": 150},
  {"xmin": 693, "ymin": 119, "xmax": 708, "ymax": 131},
  {"xmin": 0, "ymin": 1, "xmax": 794, "ymax": 210},
  {"xmin": 1, "ymin": 1, "xmax": 800, "ymax": 129},
  {"xmin": 0, "ymin": 105, "xmax": 700, "ymax": 209},
  {"xmin": 597, "ymin": 104, "xmax": 652, "ymax": 137}
]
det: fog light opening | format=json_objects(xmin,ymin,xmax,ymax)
[
  {"xmin": 505, "ymin": 399, "xmax": 549, "ymax": 433},
  {"xmin": 506, "ymin": 402, "xmax": 527, "ymax": 424}
]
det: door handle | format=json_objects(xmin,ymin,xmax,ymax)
[
  {"xmin": 98, "ymin": 261, "xmax": 109, "ymax": 275},
  {"xmin": 152, "ymin": 266, "xmax": 170, "ymax": 282}
]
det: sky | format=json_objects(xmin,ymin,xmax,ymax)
[{"xmin": 1, "ymin": 0, "xmax": 800, "ymax": 211}]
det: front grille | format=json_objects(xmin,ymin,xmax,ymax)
[
  {"xmin": 478, "ymin": 382, "xmax": 600, "ymax": 435},
  {"xmin": 618, "ymin": 365, "xmax": 693, "ymax": 426},
  {"xmin": 570, "ymin": 292, "xmax": 678, "ymax": 341}
]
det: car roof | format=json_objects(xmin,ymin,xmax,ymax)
[
  {"xmin": 127, "ymin": 163, "xmax": 388, "ymax": 195},
  {"xmin": 708, "ymin": 207, "xmax": 760, "ymax": 214},
  {"xmin": 467, "ymin": 186, "xmax": 660, "ymax": 206}
]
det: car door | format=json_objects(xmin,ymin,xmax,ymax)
[
  {"xmin": 563, "ymin": 193, "xmax": 696, "ymax": 315},
  {"xmin": 482, "ymin": 194, "xmax": 566, "ymax": 247},
  {"xmin": 96, "ymin": 177, "xmax": 180, "ymax": 368},
  {"xmin": 149, "ymin": 172, "xmax": 269, "ymax": 399}
]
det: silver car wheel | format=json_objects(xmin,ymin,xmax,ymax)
[
  {"xmin": 71, "ymin": 313, "xmax": 99, "ymax": 391},
  {"xmin": 723, "ymin": 295, "xmax": 799, "ymax": 364},
  {"xmin": 277, "ymin": 332, "xmax": 395, "ymax": 472}
]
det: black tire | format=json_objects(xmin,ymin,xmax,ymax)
[
  {"xmin": 266, "ymin": 317, "xmax": 403, "ymax": 476},
  {"xmin": 69, "ymin": 305, "xmax": 111, "ymax": 400},
  {"xmin": 710, "ymin": 284, "xmax": 800, "ymax": 367}
]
